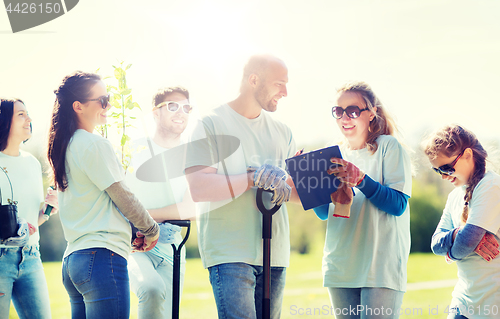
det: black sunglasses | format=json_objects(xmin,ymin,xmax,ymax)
[
  {"xmin": 81, "ymin": 94, "xmax": 110, "ymax": 109},
  {"xmin": 156, "ymin": 101, "xmax": 192, "ymax": 114},
  {"xmin": 432, "ymin": 149, "xmax": 465, "ymax": 176},
  {"xmin": 332, "ymin": 105, "xmax": 369, "ymax": 119}
]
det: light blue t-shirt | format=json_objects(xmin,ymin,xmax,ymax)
[
  {"xmin": 125, "ymin": 137, "xmax": 187, "ymax": 265},
  {"xmin": 0, "ymin": 150, "xmax": 43, "ymax": 247},
  {"xmin": 323, "ymin": 135, "xmax": 412, "ymax": 292},
  {"xmin": 59, "ymin": 130, "xmax": 129, "ymax": 259},
  {"xmin": 437, "ymin": 171, "xmax": 500, "ymax": 318},
  {"xmin": 185, "ymin": 104, "xmax": 296, "ymax": 269}
]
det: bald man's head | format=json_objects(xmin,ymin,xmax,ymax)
[
  {"xmin": 236, "ymin": 54, "xmax": 288, "ymax": 112},
  {"xmin": 240, "ymin": 54, "xmax": 286, "ymax": 92}
]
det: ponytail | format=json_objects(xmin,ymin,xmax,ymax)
[{"xmin": 47, "ymin": 71, "xmax": 101, "ymax": 191}]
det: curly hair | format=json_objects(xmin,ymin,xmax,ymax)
[{"xmin": 423, "ymin": 124, "xmax": 487, "ymax": 223}]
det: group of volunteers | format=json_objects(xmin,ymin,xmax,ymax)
[{"xmin": 0, "ymin": 54, "xmax": 498, "ymax": 319}]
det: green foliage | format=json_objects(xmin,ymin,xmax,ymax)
[
  {"xmin": 409, "ymin": 178, "xmax": 447, "ymax": 253},
  {"xmin": 39, "ymin": 215, "xmax": 66, "ymax": 262},
  {"xmin": 288, "ymin": 204, "xmax": 326, "ymax": 255},
  {"xmin": 184, "ymin": 220, "xmax": 201, "ymax": 258},
  {"xmin": 97, "ymin": 61, "xmax": 142, "ymax": 171}
]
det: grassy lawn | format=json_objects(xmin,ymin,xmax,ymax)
[{"xmin": 9, "ymin": 252, "xmax": 458, "ymax": 318}]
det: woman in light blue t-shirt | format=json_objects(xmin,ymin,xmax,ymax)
[
  {"xmin": 314, "ymin": 81, "xmax": 412, "ymax": 319},
  {"xmin": 424, "ymin": 125, "xmax": 500, "ymax": 319},
  {"xmin": 47, "ymin": 72, "xmax": 160, "ymax": 318},
  {"xmin": 0, "ymin": 98, "xmax": 58, "ymax": 319}
]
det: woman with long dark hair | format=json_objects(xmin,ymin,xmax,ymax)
[
  {"xmin": 47, "ymin": 71, "xmax": 160, "ymax": 318},
  {"xmin": 0, "ymin": 98, "xmax": 57, "ymax": 319}
]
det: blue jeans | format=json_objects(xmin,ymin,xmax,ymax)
[
  {"xmin": 328, "ymin": 287, "xmax": 405, "ymax": 319},
  {"xmin": 447, "ymin": 301, "xmax": 468, "ymax": 319},
  {"xmin": 0, "ymin": 245, "xmax": 51, "ymax": 319},
  {"xmin": 62, "ymin": 248, "xmax": 130, "ymax": 319},
  {"xmin": 448, "ymin": 313, "xmax": 468, "ymax": 319},
  {"xmin": 208, "ymin": 263, "xmax": 286, "ymax": 319},
  {"xmin": 128, "ymin": 251, "xmax": 186, "ymax": 318}
]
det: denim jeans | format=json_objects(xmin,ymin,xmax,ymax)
[
  {"xmin": 62, "ymin": 248, "xmax": 130, "ymax": 319},
  {"xmin": 128, "ymin": 251, "xmax": 186, "ymax": 318},
  {"xmin": 0, "ymin": 245, "xmax": 51, "ymax": 319},
  {"xmin": 208, "ymin": 262, "xmax": 286, "ymax": 319},
  {"xmin": 328, "ymin": 287, "xmax": 405, "ymax": 319},
  {"xmin": 448, "ymin": 313, "xmax": 468, "ymax": 319},
  {"xmin": 447, "ymin": 300, "xmax": 469, "ymax": 319}
]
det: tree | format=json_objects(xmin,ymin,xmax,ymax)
[
  {"xmin": 408, "ymin": 147, "xmax": 451, "ymax": 253},
  {"xmin": 98, "ymin": 61, "xmax": 141, "ymax": 171}
]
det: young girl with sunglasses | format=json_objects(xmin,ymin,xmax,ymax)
[
  {"xmin": 423, "ymin": 124, "xmax": 500, "ymax": 319},
  {"xmin": 0, "ymin": 98, "xmax": 58, "ymax": 319},
  {"xmin": 313, "ymin": 81, "xmax": 412, "ymax": 318},
  {"xmin": 47, "ymin": 71, "xmax": 160, "ymax": 318}
]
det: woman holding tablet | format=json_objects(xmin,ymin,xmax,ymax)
[{"xmin": 314, "ymin": 81, "xmax": 412, "ymax": 319}]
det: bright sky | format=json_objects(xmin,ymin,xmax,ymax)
[{"xmin": 1, "ymin": 0, "xmax": 499, "ymax": 157}]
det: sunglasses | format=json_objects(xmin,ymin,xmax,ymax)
[
  {"xmin": 332, "ymin": 105, "xmax": 369, "ymax": 119},
  {"xmin": 82, "ymin": 94, "xmax": 110, "ymax": 109},
  {"xmin": 156, "ymin": 101, "xmax": 192, "ymax": 114},
  {"xmin": 432, "ymin": 149, "xmax": 465, "ymax": 176}
]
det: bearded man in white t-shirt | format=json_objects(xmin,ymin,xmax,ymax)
[{"xmin": 185, "ymin": 54, "xmax": 300, "ymax": 319}]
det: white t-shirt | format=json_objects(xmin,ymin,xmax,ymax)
[
  {"xmin": 185, "ymin": 104, "xmax": 296, "ymax": 269},
  {"xmin": 323, "ymin": 135, "xmax": 412, "ymax": 292},
  {"xmin": 59, "ymin": 129, "xmax": 129, "ymax": 259},
  {"xmin": 438, "ymin": 171, "xmax": 500, "ymax": 318},
  {"xmin": 0, "ymin": 150, "xmax": 43, "ymax": 247},
  {"xmin": 125, "ymin": 137, "xmax": 187, "ymax": 265}
]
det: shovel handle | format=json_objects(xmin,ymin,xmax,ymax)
[{"xmin": 256, "ymin": 188, "xmax": 281, "ymax": 215}]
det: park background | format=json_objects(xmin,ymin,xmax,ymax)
[{"xmin": 1, "ymin": 0, "xmax": 500, "ymax": 318}]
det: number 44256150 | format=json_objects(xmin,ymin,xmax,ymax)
[{"xmin": 5, "ymin": 3, "xmax": 62, "ymax": 14}]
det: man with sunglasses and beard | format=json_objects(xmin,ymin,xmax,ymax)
[
  {"xmin": 185, "ymin": 54, "xmax": 300, "ymax": 319},
  {"xmin": 126, "ymin": 87, "xmax": 196, "ymax": 319}
]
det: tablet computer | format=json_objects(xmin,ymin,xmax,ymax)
[{"xmin": 285, "ymin": 145, "xmax": 344, "ymax": 210}]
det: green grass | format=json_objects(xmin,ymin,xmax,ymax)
[
  {"xmin": 9, "ymin": 252, "xmax": 458, "ymax": 318},
  {"xmin": 407, "ymin": 252, "xmax": 458, "ymax": 283}
]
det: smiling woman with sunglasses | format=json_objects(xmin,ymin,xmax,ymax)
[
  {"xmin": 432, "ymin": 148, "xmax": 465, "ymax": 176},
  {"xmin": 81, "ymin": 94, "xmax": 111, "ymax": 109},
  {"xmin": 313, "ymin": 81, "xmax": 412, "ymax": 318},
  {"xmin": 47, "ymin": 71, "xmax": 160, "ymax": 318},
  {"xmin": 423, "ymin": 124, "xmax": 500, "ymax": 319}
]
